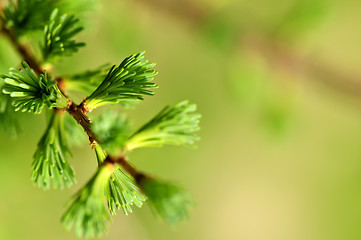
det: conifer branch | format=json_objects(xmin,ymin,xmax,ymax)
[
  {"xmin": 0, "ymin": 21, "xmax": 68, "ymax": 97},
  {"xmin": 0, "ymin": 2, "xmax": 199, "ymax": 235},
  {"xmin": 0, "ymin": 25, "xmax": 148, "ymax": 183},
  {"xmin": 1, "ymin": 2, "xmax": 142, "ymax": 188}
]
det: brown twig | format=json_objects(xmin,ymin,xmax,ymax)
[{"xmin": 66, "ymin": 101, "xmax": 97, "ymax": 144}]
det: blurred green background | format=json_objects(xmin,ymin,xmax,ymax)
[{"xmin": 2, "ymin": 0, "xmax": 361, "ymax": 239}]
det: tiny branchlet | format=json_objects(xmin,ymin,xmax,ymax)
[
  {"xmin": 0, "ymin": 0, "xmax": 201, "ymax": 238},
  {"xmin": 32, "ymin": 111, "xmax": 75, "ymax": 189},
  {"xmin": 126, "ymin": 100, "xmax": 201, "ymax": 151},
  {"xmin": 2, "ymin": 62, "xmax": 67, "ymax": 113},
  {"xmin": 94, "ymin": 142, "xmax": 147, "ymax": 216},
  {"xmin": 106, "ymin": 166, "xmax": 147, "ymax": 215},
  {"xmin": 42, "ymin": 8, "xmax": 85, "ymax": 61},
  {"xmin": 83, "ymin": 52, "xmax": 158, "ymax": 112},
  {"xmin": 62, "ymin": 164, "xmax": 113, "ymax": 238}
]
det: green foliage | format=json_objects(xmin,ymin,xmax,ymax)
[
  {"xmin": 85, "ymin": 52, "xmax": 158, "ymax": 111},
  {"xmin": 106, "ymin": 166, "xmax": 147, "ymax": 215},
  {"xmin": 1, "ymin": 0, "xmax": 60, "ymax": 36},
  {"xmin": 141, "ymin": 178, "xmax": 193, "ymax": 226},
  {"xmin": 64, "ymin": 64, "xmax": 111, "ymax": 95},
  {"xmin": 32, "ymin": 111, "xmax": 75, "ymax": 189},
  {"xmin": 94, "ymin": 143, "xmax": 147, "ymax": 216},
  {"xmin": 0, "ymin": 0, "xmax": 201, "ymax": 236},
  {"xmin": 42, "ymin": 9, "xmax": 85, "ymax": 62},
  {"xmin": 2, "ymin": 62, "xmax": 68, "ymax": 114},
  {"xmin": 93, "ymin": 111, "xmax": 131, "ymax": 155},
  {"xmin": 62, "ymin": 164, "xmax": 112, "ymax": 238},
  {"xmin": 126, "ymin": 100, "xmax": 201, "ymax": 151},
  {"xmin": 0, "ymin": 88, "xmax": 20, "ymax": 137}
]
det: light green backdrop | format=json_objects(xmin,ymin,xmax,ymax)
[{"xmin": 1, "ymin": 0, "xmax": 361, "ymax": 239}]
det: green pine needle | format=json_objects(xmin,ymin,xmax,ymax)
[
  {"xmin": 141, "ymin": 178, "xmax": 193, "ymax": 226},
  {"xmin": 1, "ymin": 62, "xmax": 68, "ymax": 114},
  {"xmin": 94, "ymin": 143, "xmax": 147, "ymax": 215},
  {"xmin": 42, "ymin": 8, "xmax": 85, "ymax": 61},
  {"xmin": 62, "ymin": 164, "xmax": 113, "ymax": 238},
  {"xmin": 84, "ymin": 52, "xmax": 158, "ymax": 111},
  {"xmin": 106, "ymin": 166, "xmax": 147, "ymax": 215},
  {"xmin": 125, "ymin": 100, "xmax": 201, "ymax": 150},
  {"xmin": 31, "ymin": 111, "xmax": 75, "ymax": 189}
]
